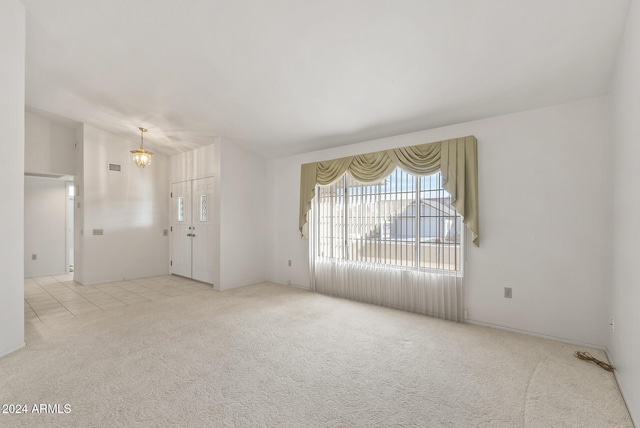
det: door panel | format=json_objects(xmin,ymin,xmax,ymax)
[
  {"xmin": 171, "ymin": 181, "xmax": 192, "ymax": 278},
  {"xmin": 191, "ymin": 177, "xmax": 215, "ymax": 284}
]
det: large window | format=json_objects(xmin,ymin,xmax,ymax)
[{"xmin": 316, "ymin": 167, "xmax": 462, "ymax": 272}]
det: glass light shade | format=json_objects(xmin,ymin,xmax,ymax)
[{"xmin": 131, "ymin": 148, "xmax": 153, "ymax": 167}]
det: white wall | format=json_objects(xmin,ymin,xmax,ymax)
[
  {"xmin": 610, "ymin": 0, "xmax": 640, "ymax": 422},
  {"xmin": 170, "ymin": 142, "xmax": 220, "ymax": 183},
  {"xmin": 25, "ymin": 110, "xmax": 76, "ymax": 176},
  {"xmin": 218, "ymin": 138, "xmax": 268, "ymax": 290},
  {"xmin": 76, "ymin": 124, "xmax": 170, "ymax": 285},
  {"xmin": 0, "ymin": 0, "xmax": 25, "ymax": 358},
  {"xmin": 267, "ymin": 96, "xmax": 611, "ymax": 347},
  {"xmin": 24, "ymin": 177, "xmax": 67, "ymax": 277}
]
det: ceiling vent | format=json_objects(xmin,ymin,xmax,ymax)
[{"xmin": 108, "ymin": 163, "xmax": 122, "ymax": 172}]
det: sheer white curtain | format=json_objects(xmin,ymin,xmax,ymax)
[
  {"xmin": 313, "ymin": 258, "xmax": 463, "ymax": 322},
  {"xmin": 307, "ymin": 175, "xmax": 465, "ymax": 323}
]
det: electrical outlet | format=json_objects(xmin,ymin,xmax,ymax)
[
  {"xmin": 92, "ymin": 229, "xmax": 104, "ymax": 236},
  {"xmin": 32, "ymin": 254, "xmax": 37, "ymax": 260},
  {"xmin": 610, "ymin": 317, "xmax": 615, "ymax": 333},
  {"xmin": 504, "ymin": 287, "xmax": 512, "ymax": 298},
  {"xmin": 163, "ymin": 229, "xmax": 168, "ymax": 236}
]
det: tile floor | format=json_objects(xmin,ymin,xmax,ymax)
[{"xmin": 24, "ymin": 274, "xmax": 213, "ymax": 325}]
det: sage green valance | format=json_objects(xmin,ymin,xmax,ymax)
[{"xmin": 299, "ymin": 135, "xmax": 479, "ymax": 246}]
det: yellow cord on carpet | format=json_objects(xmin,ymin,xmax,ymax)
[{"xmin": 574, "ymin": 351, "xmax": 615, "ymax": 372}]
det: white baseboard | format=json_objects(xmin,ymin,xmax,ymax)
[
  {"xmin": 603, "ymin": 348, "xmax": 637, "ymax": 427},
  {"xmin": 465, "ymin": 319, "xmax": 606, "ymax": 351},
  {"xmin": 219, "ymin": 280, "xmax": 274, "ymax": 292},
  {"xmin": 0, "ymin": 342, "xmax": 26, "ymax": 359},
  {"xmin": 265, "ymin": 280, "xmax": 311, "ymax": 290},
  {"xmin": 282, "ymin": 282, "xmax": 310, "ymax": 291}
]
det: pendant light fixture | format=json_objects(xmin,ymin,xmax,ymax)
[{"xmin": 131, "ymin": 127, "xmax": 153, "ymax": 168}]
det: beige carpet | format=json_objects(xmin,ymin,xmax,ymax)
[{"xmin": 0, "ymin": 281, "xmax": 633, "ymax": 427}]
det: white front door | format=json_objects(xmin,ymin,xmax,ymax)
[
  {"xmin": 171, "ymin": 181, "xmax": 192, "ymax": 278},
  {"xmin": 170, "ymin": 177, "xmax": 215, "ymax": 285}
]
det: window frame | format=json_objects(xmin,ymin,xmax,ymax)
[{"xmin": 315, "ymin": 168, "xmax": 464, "ymax": 275}]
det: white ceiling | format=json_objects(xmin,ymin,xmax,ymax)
[{"xmin": 22, "ymin": 0, "xmax": 631, "ymax": 157}]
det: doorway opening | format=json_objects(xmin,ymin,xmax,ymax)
[
  {"xmin": 23, "ymin": 174, "xmax": 75, "ymax": 278},
  {"xmin": 66, "ymin": 182, "xmax": 74, "ymax": 273}
]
